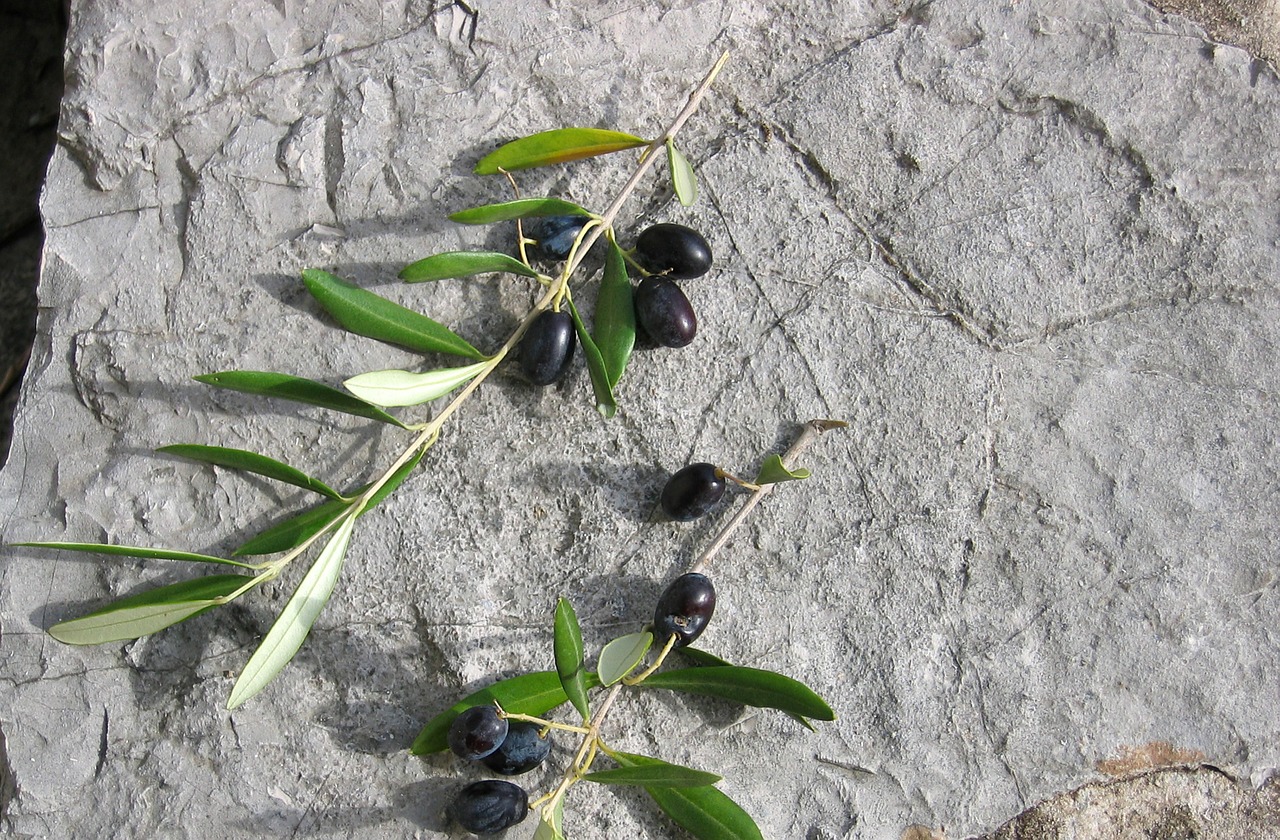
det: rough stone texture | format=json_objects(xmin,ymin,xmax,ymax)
[{"xmin": 2, "ymin": 1, "xmax": 1279, "ymax": 838}]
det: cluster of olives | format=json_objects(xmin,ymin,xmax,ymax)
[
  {"xmin": 445, "ymin": 705, "xmax": 551, "ymax": 834},
  {"xmin": 518, "ymin": 220, "xmax": 713, "ymax": 386}
]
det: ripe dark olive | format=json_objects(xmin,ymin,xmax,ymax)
[
  {"xmin": 635, "ymin": 223, "xmax": 712, "ymax": 280},
  {"xmin": 653, "ymin": 572, "xmax": 716, "ymax": 648},
  {"xmin": 519, "ymin": 310, "xmax": 576, "ymax": 385},
  {"xmin": 660, "ymin": 462, "xmax": 726, "ymax": 521},
  {"xmin": 447, "ymin": 779, "xmax": 529, "ymax": 835},
  {"xmin": 446, "ymin": 705, "xmax": 509, "ymax": 761},
  {"xmin": 536, "ymin": 215, "xmax": 590, "ymax": 260},
  {"xmin": 481, "ymin": 721, "xmax": 552, "ymax": 775},
  {"xmin": 634, "ymin": 277, "xmax": 697, "ymax": 348}
]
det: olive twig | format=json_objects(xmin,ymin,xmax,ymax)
[{"xmin": 689, "ymin": 418, "xmax": 847, "ymax": 576}]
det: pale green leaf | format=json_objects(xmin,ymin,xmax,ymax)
[
  {"xmin": 597, "ymin": 631, "xmax": 652, "ymax": 686},
  {"xmin": 343, "ymin": 362, "xmax": 488, "ymax": 407},
  {"xmin": 667, "ymin": 139, "xmax": 698, "ymax": 207},
  {"xmin": 49, "ymin": 574, "xmax": 251, "ymax": 645},
  {"xmin": 227, "ymin": 515, "xmax": 357, "ymax": 709}
]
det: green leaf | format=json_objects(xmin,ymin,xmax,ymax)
[
  {"xmin": 593, "ymin": 241, "xmax": 635, "ymax": 390},
  {"xmin": 49, "ymin": 574, "xmax": 252, "ymax": 645},
  {"xmin": 667, "ymin": 139, "xmax": 698, "ymax": 207},
  {"xmin": 195, "ymin": 371, "xmax": 409, "ymax": 429},
  {"xmin": 585, "ymin": 761, "xmax": 721, "ymax": 789},
  {"xmin": 475, "ymin": 128, "xmax": 648, "ymax": 174},
  {"xmin": 14, "ymin": 542, "xmax": 256, "ymax": 570},
  {"xmin": 157, "ymin": 444, "xmax": 343, "ymax": 500},
  {"xmin": 231, "ymin": 444, "xmax": 426, "ymax": 557},
  {"xmin": 679, "ymin": 647, "xmax": 816, "ymax": 731},
  {"xmin": 227, "ymin": 515, "xmax": 357, "ymax": 709},
  {"xmin": 232, "ymin": 498, "xmax": 352, "ymax": 557},
  {"xmin": 640, "ymin": 666, "xmax": 835, "ymax": 721},
  {"xmin": 411, "ymin": 670, "xmax": 601, "ymax": 755},
  {"xmin": 754, "ymin": 453, "xmax": 811, "ymax": 485},
  {"xmin": 399, "ymin": 251, "xmax": 540, "ymax": 283},
  {"xmin": 449, "ymin": 197, "xmax": 593, "ymax": 226},
  {"xmin": 612, "ymin": 751, "xmax": 763, "ymax": 840},
  {"xmin": 342, "ymin": 362, "xmax": 488, "ymax": 408},
  {"xmin": 302, "ymin": 269, "xmax": 487, "ymax": 361},
  {"xmin": 532, "ymin": 801, "xmax": 566, "ymax": 840},
  {"xmin": 597, "ymin": 631, "xmax": 652, "ymax": 686},
  {"xmin": 554, "ymin": 597, "xmax": 589, "ymax": 721},
  {"xmin": 565, "ymin": 298, "xmax": 617, "ymax": 419}
]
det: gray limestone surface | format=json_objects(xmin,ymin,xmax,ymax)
[{"xmin": 2, "ymin": 1, "xmax": 1279, "ymax": 839}]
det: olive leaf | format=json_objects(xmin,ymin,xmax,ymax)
[
  {"xmin": 343, "ymin": 362, "xmax": 488, "ymax": 408},
  {"xmin": 667, "ymin": 139, "xmax": 698, "ymax": 207},
  {"xmin": 585, "ymin": 759, "xmax": 721, "ymax": 789},
  {"xmin": 411, "ymin": 670, "xmax": 602, "ymax": 755},
  {"xmin": 554, "ymin": 597, "xmax": 590, "ymax": 721},
  {"xmin": 158, "ymin": 444, "xmax": 344, "ymax": 500},
  {"xmin": 565, "ymin": 298, "xmax": 618, "ymax": 419},
  {"xmin": 753, "ymin": 453, "xmax": 811, "ymax": 485},
  {"xmin": 400, "ymin": 251, "xmax": 540, "ymax": 283},
  {"xmin": 597, "ymin": 631, "xmax": 653, "ymax": 686},
  {"xmin": 611, "ymin": 751, "xmax": 763, "ymax": 840},
  {"xmin": 227, "ymin": 514, "xmax": 357, "ymax": 709},
  {"xmin": 195, "ymin": 371, "xmax": 409, "ymax": 429},
  {"xmin": 679, "ymin": 647, "xmax": 816, "ymax": 731},
  {"xmin": 532, "ymin": 800, "xmax": 566, "ymax": 840},
  {"xmin": 14, "ymin": 541, "xmax": 256, "ymax": 569},
  {"xmin": 48, "ymin": 574, "xmax": 253, "ymax": 645},
  {"xmin": 302, "ymin": 269, "xmax": 487, "ymax": 360},
  {"xmin": 593, "ymin": 240, "xmax": 635, "ymax": 390},
  {"xmin": 449, "ymin": 197, "xmax": 594, "ymax": 225},
  {"xmin": 639, "ymin": 666, "xmax": 835, "ymax": 721},
  {"xmin": 231, "ymin": 445, "xmax": 426, "ymax": 556},
  {"xmin": 475, "ymin": 128, "xmax": 648, "ymax": 174}
]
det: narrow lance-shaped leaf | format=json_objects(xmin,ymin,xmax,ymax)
[
  {"xmin": 227, "ymin": 515, "xmax": 357, "ymax": 709},
  {"xmin": 400, "ymin": 251, "xmax": 540, "ymax": 283},
  {"xmin": 679, "ymin": 647, "xmax": 816, "ymax": 731},
  {"xmin": 157, "ymin": 444, "xmax": 343, "ymax": 500},
  {"xmin": 343, "ymin": 362, "xmax": 488, "ymax": 408},
  {"xmin": 14, "ymin": 542, "xmax": 256, "ymax": 569},
  {"xmin": 667, "ymin": 139, "xmax": 698, "ymax": 207},
  {"xmin": 475, "ymin": 128, "xmax": 648, "ymax": 174},
  {"xmin": 554, "ymin": 597, "xmax": 589, "ymax": 721},
  {"xmin": 584, "ymin": 760, "xmax": 721, "ymax": 789},
  {"xmin": 612, "ymin": 751, "xmax": 763, "ymax": 840},
  {"xmin": 231, "ymin": 444, "xmax": 427, "ymax": 557},
  {"xmin": 639, "ymin": 666, "xmax": 835, "ymax": 721},
  {"xmin": 411, "ymin": 670, "xmax": 602, "ymax": 755},
  {"xmin": 565, "ymin": 298, "xmax": 618, "ymax": 419},
  {"xmin": 597, "ymin": 631, "xmax": 652, "ymax": 686},
  {"xmin": 449, "ymin": 197, "xmax": 593, "ymax": 226},
  {"xmin": 302, "ymin": 269, "xmax": 487, "ymax": 361},
  {"xmin": 754, "ymin": 453, "xmax": 811, "ymax": 485},
  {"xmin": 593, "ymin": 240, "xmax": 635, "ymax": 390},
  {"xmin": 532, "ymin": 800, "xmax": 566, "ymax": 840},
  {"xmin": 195, "ymin": 371, "xmax": 409, "ymax": 429},
  {"xmin": 49, "ymin": 574, "xmax": 254, "ymax": 645}
]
